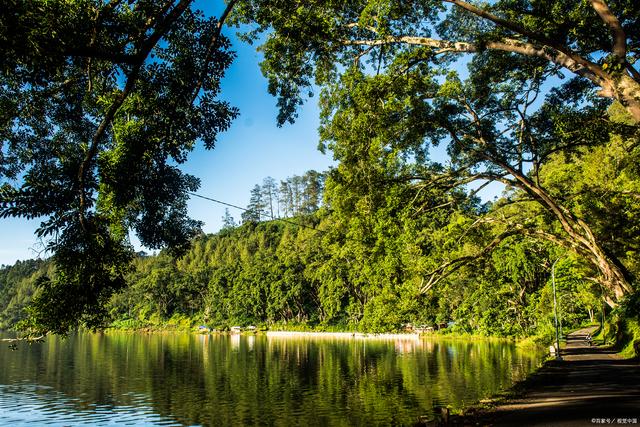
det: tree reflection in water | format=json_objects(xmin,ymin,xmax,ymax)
[{"xmin": 0, "ymin": 332, "xmax": 543, "ymax": 425}]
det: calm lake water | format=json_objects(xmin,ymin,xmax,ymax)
[{"xmin": 0, "ymin": 332, "xmax": 543, "ymax": 426}]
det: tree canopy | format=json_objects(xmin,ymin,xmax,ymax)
[
  {"xmin": 237, "ymin": 0, "xmax": 640, "ymax": 123},
  {"xmin": 0, "ymin": 0, "xmax": 238, "ymax": 333},
  {"xmin": 1, "ymin": 0, "xmax": 640, "ymax": 334},
  {"xmin": 235, "ymin": 0, "xmax": 640, "ymax": 303}
]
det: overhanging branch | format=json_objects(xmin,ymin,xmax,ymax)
[
  {"xmin": 443, "ymin": 0, "xmax": 606, "ymax": 82},
  {"xmin": 77, "ymin": 0, "xmax": 194, "ymax": 229},
  {"xmin": 420, "ymin": 225, "xmax": 527, "ymax": 293},
  {"xmin": 346, "ymin": 35, "xmax": 605, "ymax": 89},
  {"xmin": 589, "ymin": 0, "xmax": 627, "ymax": 60}
]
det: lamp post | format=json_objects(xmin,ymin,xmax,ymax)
[
  {"xmin": 551, "ymin": 258, "xmax": 563, "ymax": 361},
  {"xmin": 557, "ymin": 293, "xmax": 569, "ymax": 340}
]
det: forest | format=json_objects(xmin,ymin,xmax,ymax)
[
  {"xmin": 0, "ymin": 0, "xmax": 639, "ymax": 344},
  {"xmin": 2, "ymin": 126, "xmax": 638, "ymax": 340}
]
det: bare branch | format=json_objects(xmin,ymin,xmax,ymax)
[
  {"xmin": 467, "ymin": 179, "xmax": 494, "ymax": 199},
  {"xmin": 353, "ymin": 45, "xmax": 376, "ymax": 66},
  {"xmin": 626, "ymin": 63, "xmax": 640, "ymax": 82}
]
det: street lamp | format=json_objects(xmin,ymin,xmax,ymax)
[{"xmin": 551, "ymin": 258, "xmax": 563, "ymax": 361}]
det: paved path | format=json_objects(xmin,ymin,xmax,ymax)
[{"xmin": 479, "ymin": 327, "xmax": 640, "ymax": 426}]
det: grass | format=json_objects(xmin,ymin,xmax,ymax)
[
  {"xmin": 516, "ymin": 335, "xmax": 550, "ymax": 349},
  {"xmin": 592, "ymin": 321, "xmax": 614, "ymax": 345},
  {"xmin": 616, "ymin": 318, "xmax": 640, "ymax": 359}
]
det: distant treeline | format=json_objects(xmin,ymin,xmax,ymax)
[
  {"xmin": 1, "ymin": 162, "xmax": 614, "ymax": 336},
  {"xmin": 0, "ymin": 259, "xmax": 51, "ymax": 329},
  {"xmin": 238, "ymin": 171, "xmax": 325, "ymax": 223}
]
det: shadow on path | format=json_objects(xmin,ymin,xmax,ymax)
[{"xmin": 459, "ymin": 327, "xmax": 640, "ymax": 426}]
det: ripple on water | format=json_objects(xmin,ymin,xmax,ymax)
[{"xmin": 0, "ymin": 383, "xmax": 184, "ymax": 426}]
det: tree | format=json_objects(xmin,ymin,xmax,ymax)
[
  {"xmin": 261, "ymin": 176, "xmax": 279, "ymax": 218},
  {"xmin": 278, "ymin": 179, "xmax": 294, "ymax": 217},
  {"xmin": 222, "ymin": 208, "xmax": 237, "ymax": 230},
  {"xmin": 235, "ymin": 0, "xmax": 640, "ymax": 303},
  {"xmin": 301, "ymin": 170, "xmax": 324, "ymax": 214},
  {"xmin": 290, "ymin": 175, "xmax": 304, "ymax": 215},
  {"xmin": 242, "ymin": 184, "xmax": 265, "ymax": 223},
  {"xmin": 0, "ymin": 0, "xmax": 238, "ymax": 334},
  {"xmin": 236, "ymin": 0, "xmax": 640, "ymax": 123}
]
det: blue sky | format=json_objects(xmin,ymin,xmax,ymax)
[{"xmin": 181, "ymin": 32, "xmax": 334, "ymax": 236}]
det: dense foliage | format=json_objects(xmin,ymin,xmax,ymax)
[
  {"xmin": 1, "ymin": 0, "xmax": 639, "ymax": 336},
  {"xmin": 235, "ymin": 0, "xmax": 640, "ymax": 304},
  {"xmin": 4, "ymin": 156, "xmax": 631, "ymax": 337},
  {"xmin": 0, "ymin": 259, "xmax": 50, "ymax": 329},
  {"xmin": 0, "ymin": 0, "xmax": 237, "ymax": 333}
]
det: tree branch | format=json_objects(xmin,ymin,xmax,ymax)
[
  {"xmin": 341, "ymin": 36, "xmax": 604, "ymax": 87},
  {"xmin": 77, "ymin": 0, "xmax": 193, "ymax": 229},
  {"xmin": 190, "ymin": 0, "xmax": 238, "ymax": 104},
  {"xmin": 420, "ymin": 226, "xmax": 526, "ymax": 293},
  {"xmin": 626, "ymin": 63, "xmax": 640, "ymax": 82},
  {"xmin": 444, "ymin": 0, "xmax": 605, "ymax": 81},
  {"xmin": 589, "ymin": 0, "xmax": 627, "ymax": 60}
]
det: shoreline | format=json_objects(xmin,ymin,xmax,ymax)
[
  {"xmin": 101, "ymin": 325, "xmax": 523, "ymax": 342},
  {"xmin": 2, "ymin": 325, "xmax": 537, "ymax": 347},
  {"xmin": 450, "ymin": 327, "xmax": 639, "ymax": 426},
  {"xmin": 265, "ymin": 330, "xmax": 420, "ymax": 340}
]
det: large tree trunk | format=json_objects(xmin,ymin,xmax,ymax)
[
  {"xmin": 616, "ymin": 74, "xmax": 640, "ymax": 123},
  {"xmin": 498, "ymin": 161, "xmax": 634, "ymax": 303},
  {"xmin": 600, "ymin": 73, "xmax": 640, "ymax": 123},
  {"xmin": 587, "ymin": 238, "xmax": 632, "ymax": 302}
]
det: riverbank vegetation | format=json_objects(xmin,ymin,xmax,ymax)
[
  {"xmin": 0, "ymin": 1, "xmax": 639, "ymax": 349},
  {"xmin": 3, "ymin": 130, "xmax": 639, "ymax": 347}
]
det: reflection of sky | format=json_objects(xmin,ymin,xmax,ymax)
[{"xmin": 0, "ymin": 384, "xmax": 181, "ymax": 426}]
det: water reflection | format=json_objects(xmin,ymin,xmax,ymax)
[{"xmin": 0, "ymin": 332, "xmax": 543, "ymax": 426}]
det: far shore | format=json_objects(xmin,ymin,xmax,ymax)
[
  {"xmin": 265, "ymin": 330, "xmax": 420, "ymax": 340},
  {"xmin": 95, "ymin": 326, "xmax": 526, "ymax": 343},
  {"xmin": 3, "ymin": 326, "xmax": 534, "ymax": 345}
]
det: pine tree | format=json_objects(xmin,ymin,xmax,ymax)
[
  {"xmin": 221, "ymin": 208, "xmax": 236, "ymax": 230},
  {"xmin": 301, "ymin": 170, "xmax": 324, "ymax": 213},
  {"xmin": 261, "ymin": 177, "xmax": 278, "ymax": 219},
  {"xmin": 242, "ymin": 185, "xmax": 264, "ymax": 223}
]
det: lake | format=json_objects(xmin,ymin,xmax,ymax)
[{"xmin": 0, "ymin": 331, "xmax": 543, "ymax": 426}]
